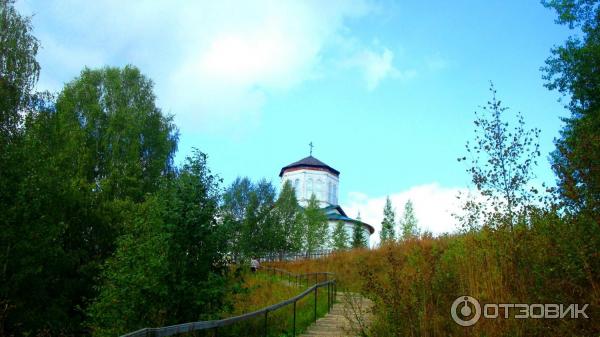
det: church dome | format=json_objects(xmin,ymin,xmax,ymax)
[{"xmin": 279, "ymin": 155, "xmax": 340, "ymax": 177}]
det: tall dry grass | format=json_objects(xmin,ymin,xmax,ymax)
[
  {"xmin": 212, "ymin": 269, "xmax": 331, "ymax": 336},
  {"xmin": 269, "ymin": 212, "xmax": 599, "ymax": 336}
]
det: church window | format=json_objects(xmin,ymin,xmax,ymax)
[
  {"xmin": 316, "ymin": 179, "xmax": 323, "ymax": 200},
  {"xmin": 307, "ymin": 178, "xmax": 314, "ymax": 197},
  {"xmin": 333, "ymin": 184, "xmax": 338, "ymax": 204},
  {"xmin": 294, "ymin": 179, "xmax": 300, "ymax": 197}
]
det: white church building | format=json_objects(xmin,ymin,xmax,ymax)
[{"xmin": 279, "ymin": 155, "xmax": 374, "ymax": 246}]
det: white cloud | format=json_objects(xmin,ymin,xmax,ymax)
[
  {"xmin": 360, "ymin": 47, "xmax": 396, "ymax": 90},
  {"xmin": 341, "ymin": 183, "xmax": 471, "ymax": 246},
  {"xmin": 343, "ymin": 46, "xmax": 416, "ymax": 91},
  {"xmin": 21, "ymin": 0, "xmax": 384, "ymax": 134}
]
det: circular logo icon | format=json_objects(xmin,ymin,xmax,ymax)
[{"xmin": 451, "ymin": 296, "xmax": 481, "ymax": 326}]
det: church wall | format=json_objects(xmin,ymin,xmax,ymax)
[{"xmin": 281, "ymin": 168, "xmax": 339, "ymax": 207}]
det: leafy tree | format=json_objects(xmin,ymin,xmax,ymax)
[
  {"xmin": 46, "ymin": 66, "xmax": 176, "ymax": 332},
  {"xmin": 542, "ymin": 0, "xmax": 600, "ymax": 220},
  {"xmin": 223, "ymin": 177, "xmax": 283, "ymax": 257},
  {"xmin": 161, "ymin": 150, "xmax": 227, "ymax": 322},
  {"xmin": 331, "ymin": 221, "xmax": 350, "ymax": 250},
  {"xmin": 274, "ymin": 180, "xmax": 303, "ymax": 253},
  {"xmin": 380, "ymin": 196, "xmax": 396, "ymax": 243},
  {"xmin": 352, "ymin": 212, "xmax": 368, "ymax": 248},
  {"xmin": 540, "ymin": 2, "xmax": 600, "ymax": 312},
  {"xmin": 54, "ymin": 66, "xmax": 178, "ymax": 202},
  {"xmin": 1, "ymin": 103, "xmax": 97, "ymax": 335},
  {"xmin": 88, "ymin": 150, "xmax": 228, "ymax": 336},
  {"xmin": 303, "ymin": 194, "xmax": 328, "ymax": 254},
  {"xmin": 457, "ymin": 83, "xmax": 540, "ymax": 230},
  {"xmin": 251, "ymin": 178, "xmax": 278, "ymax": 255},
  {"xmin": 400, "ymin": 199, "xmax": 419, "ymax": 240},
  {"xmin": 223, "ymin": 177, "xmax": 254, "ymax": 222},
  {"xmin": 0, "ymin": 0, "xmax": 40, "ymax": 142},
  {"xmin": 242, "ymin": 179, "xmax": 277, "ymax": 256},
  {"xmin": 0, "ymin": 63, "xmax": 179, "ymax": 335},
  {"xmin": 86, "ymin": 197, "xmax": 170, "ymax": 337},
  {"xmin": 222, "ymin": 177, "xmax": 254, "ymax": 258},
  {"xmin": 0, "ymin": 3, "xmax": 98, "ymax": 334}
]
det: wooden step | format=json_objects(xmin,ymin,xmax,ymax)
[{"xmin": 298, "ymin": 292, "xmax": 373, "ymax": 337}]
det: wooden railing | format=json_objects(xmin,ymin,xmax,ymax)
[{"xmin": 120, "ymin": 267, "xmax": 337, "ymax": 337}]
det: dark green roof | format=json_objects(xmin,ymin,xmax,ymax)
[{"xmin": 323, "ymin": 205, "xmax": 375, "ymax": 234}]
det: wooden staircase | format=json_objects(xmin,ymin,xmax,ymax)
[{"xmin": 299, "ymin": 292, "xmax": 373, "ymax": 337}]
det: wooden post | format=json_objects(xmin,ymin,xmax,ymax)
[
  {"xmin": 314, "ymin": 286, "xmax": 317, "ymax": 321},
  {"xmin": 264, "ymin": 310, "xmax": 268, "ymax": 337},
  {"xmin": 293, "ymin": 300, "xmax": 297, "ymax": 337},
  {"xmin": 327, "ymin": 282, "xmax": 330, "ymax": 312}
]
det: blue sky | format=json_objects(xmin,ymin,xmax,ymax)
[{"xmin": 18, "ymin": 0, "xmax": 571, "ymax": 239}]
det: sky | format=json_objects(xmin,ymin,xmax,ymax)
[{"xmin": 17, "ymin": 0, "xmax": 573, "ymax": 244}]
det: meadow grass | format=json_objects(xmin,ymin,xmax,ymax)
[
  {"xmin": 196, "ymin": 270, "xmax": 332, "ymax": 337},
  {"xmin": 269, "ymin": 219, "xmax": 599, "ymax": 337}
]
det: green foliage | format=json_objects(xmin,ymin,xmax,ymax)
[
  {"xmin": 1, "ymin": 104, "xmax": 104, "ymax": 335},
  {"xmin": 538, "ymin": 5, "xmax": 600, "ymax": 334},
  {"xmin": 380, "ymin": 196, "xmax": 396, "ymax": 243},
  {"xmin": 217, "ymin": 270, "xmax": 332, "ymax": 337},
  {"xmin": 0, "ymin": 0, "xmax": 40, "ymax": 142},
  {"xmin": 223, "ymin": 177, "xmax": 254, "ymax": 222},
  {"xmin": 239, "ymin": 179, "xmax": 277, "ymax": 257},
  {"xmin": 351, "ymin": 213, "xmax": 368, "ymax": 248},
  {"xmin": 163, "ymin": 150, "xmax": 227, "ymax": 318},
  {"xmin": 0, "ymin": 58, "xmax": 181, "ymax": 335},
  {"xmin": 457, "ymin": 83, "xmax": 540, "ymax": 229},
  {"xmin": 0, "ymin": 3, "xmax": 112, "ymax": 334},
  {"xmin": 88, "ymin": 150, "xmax": 228, "ymax": 336},
  {"xmin": 399, "ymin": 199, "xmax": 419, "ymax": 240},
  {"xmin": 223, "ymin": 178, "xmax": 308, "ymax": 258},
  {"xmin": 55, "ymin": 66, "xmax": 178, "ymax": 202},
  {"xmin": 331, "ymin": 221, "xmax": 349, "ymax": 250},
  {"xmin": 542, "ymin": 0, "xmax": 600, "ymax": 219},
  {"xmin": 251, "ymin": 179, "xmax": 278, "ymax": 255},
  {"xmin": 86, "ymin": 197, "xmax": 171, "ymax": 336},
  {"xmin": 275, "ymin": 181, "xmax": 303, "ymax": 253},
  {"xmin": 222, "ymin": 177, "xmax": 254, "ymax": 258},
  {"xmin": 223, "ymin": 177, "xmax": 293, "ymax": 258},
  {"xmin": 303, "ymin": 194, "xmax": 328, "ymax": 253}
]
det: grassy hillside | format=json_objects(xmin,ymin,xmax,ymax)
[
  {"xmin": 214, "ymin": 270, "xmax": 331, "ymax": 337},
  {"xmin": 269, "ymin": 214, "xmax": 599, "ymax": 336}
]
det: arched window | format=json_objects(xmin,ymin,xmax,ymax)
[
  {"xmin": 328, "ymin": 181, "xmax": 333, "ymax": 203},
  {"xmin": 333, "ymin": 184, "xmax": 338, "ymax": 204},
  {"xmin": 307, "ymin": 178, "xmax": 314, "ymax": 197},
  {"xmin": 316, "ymin": 179, "xmax": 323, "ymax": 200},
  {"xmin": 294, "ymin": 179, "xmax": 300, "ymax": 198}
]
